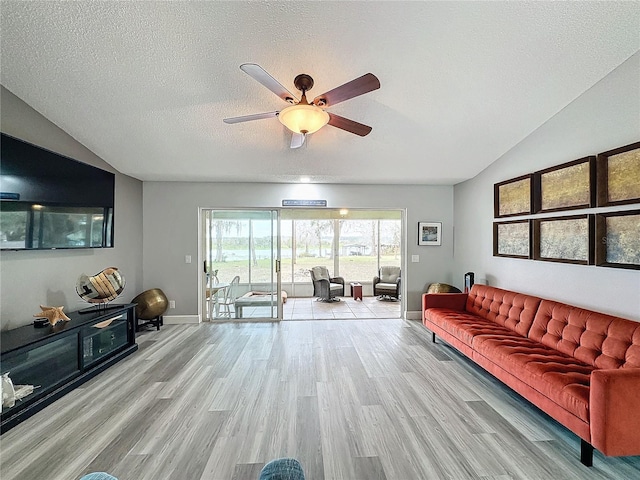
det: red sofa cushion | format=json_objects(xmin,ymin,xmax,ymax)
[
  {"xmin": 529, "ymin": 300, "xmax": 640, "ymax": 369},
  {"xmin": 466, "ymin": 285, "xmax": 542, "ymax": 337},
  {"xmin": 426, "ymin": 308, "xmax": 516, "ymax": 347},
  {"xmin": 473, "ymin": 332, "xmax": 593, "ymax": 421}
]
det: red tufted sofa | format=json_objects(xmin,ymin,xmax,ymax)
[{"xmin": 422, "ymin": 284, "xmax": 640, "ymax": 466}]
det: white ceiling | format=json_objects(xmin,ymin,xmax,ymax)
[{"xmin": 1, "ymin": 2, "xmax": 638, "ymax": 185}]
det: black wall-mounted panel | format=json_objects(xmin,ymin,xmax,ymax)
[
  {"xmin": 0, "ymin": 133, "xmax": 115, "ymax": 250},
  {"xmin": 0, "ymin": 133, "xmax": 114, "ymax": 207}
]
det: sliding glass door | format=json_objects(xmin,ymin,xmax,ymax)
[
  {"xmin": 202, "ymin": 209, "xmax": 280, "ymax": 321},
  {"xmin": 201, "ymin": 207, "xmax": 403, "ymax": 320},
  {"xmin": 279, "ymin": 209, "xmax": 402, "ymax": 299}
]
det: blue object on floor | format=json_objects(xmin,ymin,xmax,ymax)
[
  {"xmin": 259, "ymin": 458, "xmax": 306, "ymax": 480},
  {"xmin": 80, "ymin": 473, "xmax": 118, "ymax": 480}
]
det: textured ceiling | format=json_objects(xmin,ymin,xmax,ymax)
[{"xmin": 1, "ymin": 1, "xmax": 639, "ymax": 185}]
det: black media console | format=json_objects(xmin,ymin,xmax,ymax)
[{"xmin": 0, "ymin": 304, "xmax": 138, "ymax": 433}]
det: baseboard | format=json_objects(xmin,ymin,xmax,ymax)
[
  {"xmin": 163, "ymin": 315, "xmax": 201, "ymax": 325},
  {"xmin": 405, "ymin": 310, "xmax": 422, "ymax": 321}
]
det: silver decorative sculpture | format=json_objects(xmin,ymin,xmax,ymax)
[{"xmin": 76, "ymin": 267, "xmax": 125, "ymax": 305}]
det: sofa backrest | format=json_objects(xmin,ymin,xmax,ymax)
[
  {"xmin": 466, "ymin": 285, "xmax": 542, "ymax": 337},
  {"xmin": 529, "ymin": 300, "xmax": 640, "ymax": 369}
]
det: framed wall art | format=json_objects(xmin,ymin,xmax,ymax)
[
  {"xmin": 418, "ymin": 222, "xmax": 441, "ymax": 246},
  {"xmin": 596, "ymin": 141, "xmax": 640, "ymax": 207},
  {"xmin": 533, "ymin": 214, "xmax": 594, "ymax": 265},
  {"xmin": 595, "ymin": 210, "xmax": 640, "ymax": 269},
  {"xmin": 534, "ymin": 157, "xmax": 596, "ymax": 213},
  {"xmin": 493, "ymin": 220, "xmax": 531, "ymax": 259},
  {"xmin": 494, "ymin": 174, "xmax": 532, "ymax": 218}
]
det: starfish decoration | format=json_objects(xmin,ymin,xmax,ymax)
[{"xmin": 33, "ymin": 305, "xmax": 71, "ymax": 326}]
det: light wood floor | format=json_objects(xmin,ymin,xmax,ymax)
[
  {"xmin": 1, "ymin": 319, "xmax": 639, "ymax": 480},
  {"xmin": 223, "ymin": 296, "xmax": 402, "ymax": 320}
]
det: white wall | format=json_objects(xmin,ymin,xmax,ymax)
[
  {"xmin": 143, "ymin": 182, "xmax": 454, "ymax": 318},
  {"xmin": 0, "ymin": 87, "xmax": 144, "ymax": 330},
  {"xmin": 453, "ymin": 53, "xmax": 640, "ymax": 320}
]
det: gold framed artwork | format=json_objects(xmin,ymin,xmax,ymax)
[
  {"xmin": 533, "ymin": 215, "xmax": 594, "ymax": 265},
  {"xmin": 493, "ymin": 220, "xmax": 531, "ymax": 259},
  {"xmin": 596, "ymin": 141, "xmax": 640, "ymax": 207},
  {"xmin": 494, "ymin": 175, "xmax": 532, "ymax": 218},
  {"xmin": 595, "ymin": 210, "xmax": 640, "ymax": 270},
  {"xmin": 534, "ymin": 157, "xmax": 596, "ymax": 213}
]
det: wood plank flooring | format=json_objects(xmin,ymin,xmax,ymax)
[{"xmin": 1, "ymin": 319, "xmax": 639, "ymax": 480}]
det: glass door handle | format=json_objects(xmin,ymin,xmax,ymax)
[{"xmin": 275, "ymin": 260, "xmax": 281, "ymax": 273}]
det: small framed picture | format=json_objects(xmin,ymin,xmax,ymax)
[{"xmin": 418, "ymin": 222, "xmax": 442, "ymax": 246}]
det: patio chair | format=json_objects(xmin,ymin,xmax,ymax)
[
  {"xmin": 218, "ymin": 275, "xmax": 240, "ymax": 317},
  {"xmin": 373, "ymin": 266, "xmax": 401, "ymax": 300},
  {"xmin": 310, "ymin": 266, "xmax": 344, "ymax": 302}
]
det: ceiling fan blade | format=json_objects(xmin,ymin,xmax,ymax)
[
  {"xmin": 313, "ymin": 73, "xmax": 380, "ymax": 107},
  {"xmin": 290, "ymin": 133, "xmax": 306, "ymax": 149},
  {"xmin": 223, "ymin": 111, "xmax": 279, "ymax": 124},
  {"xmin": 327, "ymin": 113, "xmax": 372, "ymax": 137},
  {"xmin": 240, "ymin": 63, "xmax": 298, "ymax": 103}
]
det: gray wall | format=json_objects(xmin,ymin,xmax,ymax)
[
  {"xmin": 5, "ymin": 50, "xmax": 637, "ymax": 329},
  {"xmin": 0, "ymin": 86, "xmax": 144, "ymax": 330},
  {"xmin": 143, "ymin": 182, "xmax": 454, "ymax": 318},
  {"xmin": 453, "ymin": 53, "xmax": 640, "ymax": 320}
]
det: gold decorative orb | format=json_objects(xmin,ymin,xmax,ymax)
[
  {"xmin": 426, "ymin": 283, "xmax": 462, "ymax": 294},
  {"xmin": 132, "ymin": 288, "xmax": 169, "ymax": 319}
]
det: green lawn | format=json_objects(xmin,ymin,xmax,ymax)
[{"xmin": 211, "ymin": 255, "xmax": 400, "ymax": 284}]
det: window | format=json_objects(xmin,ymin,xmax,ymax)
[
  {"xmin": 338, "ymin": 220, "xmax": 378, "ymax": 282},
  {"xmin": 204, "ymin": 209, "xmax": 402, "ymax": 288},
  {"xmin": 205, "ymin": 215, "xmax": 250, "ymax": 284},
  {"xmin": 282, "ymin": 209, "xmax": 401, "ymax": 286},
  {"xmin": 293, "ymin": 219, "xmax": 334, "ymax": 282}
]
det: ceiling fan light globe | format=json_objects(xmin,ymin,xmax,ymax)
[{"xmin": 278, "ymin": 104, "xmax": 329, "ymax": 134}]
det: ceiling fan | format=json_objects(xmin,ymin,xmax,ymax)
[{"xmin": 223, "ymin": 64, "xmax": 380, "ymax": 149}]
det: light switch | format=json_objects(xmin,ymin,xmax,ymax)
[
  {"xmin": 411, "ymin": 255, "xmax": 419, "ymax": 263},
  {"xmin": 185, "ymin": 255, "xmax": 192, "ymax": 264}
]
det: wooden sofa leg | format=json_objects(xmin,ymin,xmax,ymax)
[
  {"xmin": 432, "ymin": 332, "xmax": 436, "ymax": 343},
  {"xmin": 580, "ymin": 439, "xmax": 593, "ymax": 467}
]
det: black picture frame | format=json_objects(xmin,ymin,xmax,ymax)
[
  {"xmin": 533, "ymin": 157, "xmax": 596, "ymax": 213},
  {"xmin": 494, "ymin": 174, "xmax": 533, "ymax": 218},
  {"xmin": 493, "ymin": 220, "xmax": 531, "ymax": 259},
  {"xmin": 533, "ymin": 214, "xmax": 594, "ymax": 265},
  {"xmin": 595, "ymin": 209, "xmax": 640, "ymax": 269},
  {"xmin": 596, "ymin": 141, "xmax": 640, "ymax": 207}
]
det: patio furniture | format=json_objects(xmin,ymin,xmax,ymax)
[
  {"xmin": 217, "ymin": 276, "xmax": 240, "ymax": 317},
  {"xmin": 310, "ymin": 266, "xmax": 344, "ymax": 302},
  {"xmin": 234, "ymin": 291, "xmax": 287, "ymax": 318},
  {"xmin": 373, "ymin": 266, "xmax": 401, "ymax": 300}
]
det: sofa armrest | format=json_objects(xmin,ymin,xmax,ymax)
[
  {"xmin": 330, "ymin": 276, "xmax": 345, "ymax": 286},
  {"xmin": 590, "ymin": 368, "xmax": 640, "ymax": 456},
  {"xmin": 422, "ymin": 293, "xmax": 468, "ymax": 313}
]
